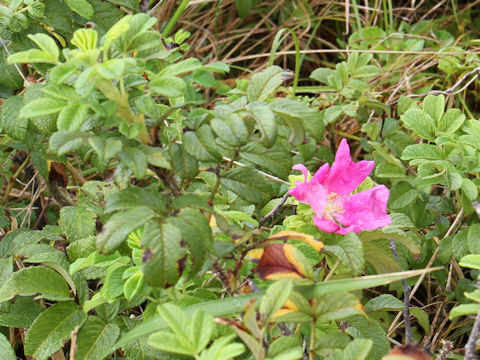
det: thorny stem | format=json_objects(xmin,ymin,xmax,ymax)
[
  {"xmin": 258, "ymin": 192, "xmax": 290, "ymax": 227},
  {"xmin": 209, "ymin": 150, "xmax": 238, "ymax": 204},
  {"xmin": 465, "ymin": 279, "xmax": 480, "ymax": 360},
  {"xmin": 389, "ymin": 238, "xmax": 412, "ymax": 344}
]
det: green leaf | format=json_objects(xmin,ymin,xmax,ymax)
[
  {"xmin": 19, "ymin": 98, "xmax": 66, "ymax": 118},
  {"xmin": 401, "ymin": 144, "xmax": 444, "ymax": 161},
  {"xmin": 459, "ymin": 254, "xmax": 480, "ymax": 270},
  {"xmin": 190, "ymin": 310, "xmax": 214, "ymax": 354},
  {"xmin": 23, "ymin": 250, "xmax": 76, "ymax": 295},
  {"xmin": 359, "ymin": 228, "xmax": 420, "ymax": 255},
  {"xmin": 118, "ymin": 147, "xmax": 148, "ymax": 179},
  {"xmin": 423, "ymin": 94, "xmax": 444, "ymax": 124},
  {"xmin": 401, "ymin": 108, "xmax": 436, "ymax": 141},
  {"xmin": 0, "ymin": 333, "xmax": 16, "ymax": 360},
  {"xmin": 270, "ymin": 99, "xmax": 323, "ymax": 141},
  {"xmin": 365, "ymin": 294, "xmax": 403, "ymax": 312},
  {"xmin": 248, "ymin": 104, "xmax": 277, "ymax": 147},
  {"xmin": 462, "ymin": 178, "xmax": 478, "ymax": 200},
  {"xmin": 149, "ymin": 75, "xmax": 187, "ymax": 97},
  {"xmin": 65, "ymin": 0, "xmax": 94, "ymax": 19},
  {"xmin": 171, "ymin": 143, "xmax": 199, "ymax": 179},
  {"xmin": 260, "ymin": 279, "xmax": 293, "ymax": 323},
  {"xmin": 183, "ymin": 125, "xmax": 222, "ymax": 162},
  {"xmin": 345, "ymin": 315, "xmax": 389, "ymax": 360},
  {"xmin": 342, "ymin": 338, "xmax": 373, "ymax": 360},
  {"xmin": 158, "ymin": 58, "xmax": 202, "ymax": 76},
  {"xmin": 0, "ymin": 46, "xmax": 23, "ymax": 90},
  {"xmin": 410, "ymin": 307, "xmax": 430, "ymax": 333},
  {"xmin": 324, "ymin": 105, "xmax": 343, "ymax": 125},
  {"xmin": 89, "ymin": 136, "xmax": 123, "ymax": 163},
  {"xmin": 106, "ymin": 186, "xmax": 167, "ymax": 214},
  {"xmin": 468, "ymin": 224, "xmax": 480, "ymax": 254},
  {"xmin": 240, "ymin": 142, "xmax": 292, "ymax": 179},
  {"xmin": 8, "ymin": 49, "xmax": 58, "ymax": 64},
  {"xmin": 0, "ymin": 296, "xmax": 44, "ymax": 328},
  {"xmin": 49, "ymin": 131, "xmax": 91, "ymax": 155},
  {"xmin": 220, "ymin": 166, "xmax": 273, "ymax": 204},
  {"xmin": 76, "ymin": 316, "xmax": 120, "ymax": 360},
  {"xmin": 388, "ymin": 182, "xmax": 418, "ymax": 210},
  {"xmin": 267, "ymin": 337, "xmax": 302, "ymax": 360},
  {"xmin": 28, "ymin": 33, "xmax": 59, "ymax": 60},
  {"xmin": 141, "ymin": 221, "xmax": 186, "ymax": 287},
  {"xmin": 168, "ymin": 208, "xmax": 213, "ymax": 276},
  {"xmin": 148, "ymin": 331, "xmax": 194, "ymax": 356},
  {"xmin": 247, "ymin": 66, "xmax": 292, "ymax": 102},
  {"xmin": 0, "ymin": 266, "xmax": 71, "ymax": 303},
  {"xmin": 24, "ymin": 302, "xmax": 87, "ymax": 360},
  {"xmin": 97, "ymin": 207, "xmax": 156, "ymax": 253},
  {"xmin": 449, "ymin": 303, "xmax": 479, "ymax": 320},
  {"xmin": 199, "ymin": 335, "xmax": 245, "ymax": 360},
  {"xmin": 57, "ymin": 103, "xmax": 89, "ymax": 131},
  {"xmin": 270, "ymin": 100, "xmax": 309, "ymax": 145},
  {"xmin": 211, "ymin": 118, "xmax": 240, "ymax": 146},
  {"xmin": 50, "ymin": 63, "xmax": 78, "ymax": 84},
  {"xmin": 59, "ymin": 206, "xmax": 96, "ymax": 242},
  {"xmin": 324, "ymin": 233, "xmax": 364, "ymax": 276},
  {"xmin": 156, "ymin": 303, "xmax": 192, "ymax": 348},
  {"xmin": 437, "ymin": 108, "xmax": 465, "ymax": 134},
  {"xmin": 0, "ymin": 95, "xmax": 27, "ymax": 140}
]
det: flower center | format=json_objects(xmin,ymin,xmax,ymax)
[{"xmin": 323, "ymin": 192, "xmax": 345, "ymax": 221}]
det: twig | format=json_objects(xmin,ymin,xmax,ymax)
[
  {"xmin": 258, "ymin": 192, "xmax": 290, "ymax": 226},
  {"xmin": 0, "ymin": 37, "xmax": 31, "ymax": 86},
  {"xmin": 69, "ymin": 326, "xmax": 79, "ymax": 360},
  {"xmin": 407, "ymin": 66, "xmax": 480, "ymax": 98},
  {"xmin": 465, "ymin": 279, "xmax": 480, "ymax": 360},
  {"xmin": 389, "ymin": 238, "xmax": 412, "ymax": 344},
  {"xmin": 388, "ymin": 208, "xmax": 464, "ymax": 336}
]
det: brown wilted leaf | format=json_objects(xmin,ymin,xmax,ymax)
[{"xmin": 382, "ymin": 343, "xmax": 432, "ymax": 360}]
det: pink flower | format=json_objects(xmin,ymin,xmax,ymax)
[{"xmin": 289, "ymin": 139, "xmax": 391, "ymax": 235}]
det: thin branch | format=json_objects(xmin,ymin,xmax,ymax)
[
  {"xmin": 465, "ymin": 279, "xmax": 480, "ymax": 360},
  {"xmin": 258, "ymin": 192, "xmax": 290, "ymax": 226},
  {"xmin": 388, "ymin": 208, "xmax": 464, "ymax": 336}
]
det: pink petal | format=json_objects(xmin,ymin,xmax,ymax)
[
  {"xmin": 292, "ymin": 164, "xmax": 308, "ymax": 181},
  {"xmin": 313, "ymin": 216, "xmax": 341, "ymax": 233},
  {"xmin": 323, "ymin": 139, "xmax": 375, "ymax": 196},
  {"xmin": 289, "ymin": 163, "xmax": 330, "ymax": 215},
  {"xmin": 336, "ymin": 185, "xmax": 392, "ymax": 233}
]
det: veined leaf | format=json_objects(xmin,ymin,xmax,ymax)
[
  {"xmin": 97, "ymin": 207, "xmax": 156, "ymax": 253},
  {"xmin": 247, "ymin": 66, "xmax": 292, "ymax": 102},
  {"xmin": 57, "ymin": 103, "xmax": 89, "ymax": 131},
  {"xmin": 401, "ymin": 108, "xmax": 436, "ymax": 141},
  {"xmin": 324, "ymin": 233, "xmax": 364, "ymax": 276},
  {"xmin": 220, "ymin": 166, "xmax": 273, "ymax": 204},
  {"xmin": 0, "ymin": 266, "xmax": 71, "ymax": 303},
  {"xmin": 141, "ymin": 221, "xmax": 186, "ymax": 287},
  {"xmin": 0, "ymin": 333, "xmax": 16, "ymax": 360},
  {"xmin": 65, "ymin": 0, "xmax": 93, "ymax": 19},
  {"xmin": 75, "ymin": 316, "xmax": 120, "ymax": 360},
  {"xmin": 49, "ymin": 131, "xmax": 92, "ymax": 155},
  {"xmin": 0, "ymin": 95, "xmax": 27, "ymax": 141},
  {"xmin": 25, "ymin": 302, "xmax": 87, "ymax": 360},
  {"xmin": 183, "ymin": 125, "xmax": 222, "ymax": 162},
  {"xmin": 59, "ymin": 206, "xmax": 96, "ymax": 242},
  {"xmin": 19, "ymin": 98, "xmax": 66, "ymax": 118}
]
